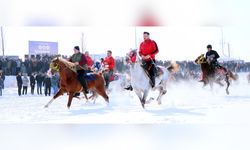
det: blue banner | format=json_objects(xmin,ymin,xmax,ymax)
[{"xmin": 29, "ymin": 41, "xmax": 58, "ymax": 55}]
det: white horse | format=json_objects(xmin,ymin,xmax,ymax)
[{"xmin": 127, "ymin": 50, "xmax": 170, "ymax": 108}]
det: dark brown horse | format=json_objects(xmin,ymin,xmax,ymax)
[
  {"xmin": 195, "ymin": 54, "xmax": 237, "ymax": 94},
  {"xmin": 44, "ymin": 57, "xmax": 109, "ymax": 108}
]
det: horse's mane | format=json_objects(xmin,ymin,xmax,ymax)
[{"xmin": 55, "ymin": 57, "xmax": 77, "ymax": 73}]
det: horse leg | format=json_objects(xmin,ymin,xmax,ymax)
[
  {"xmin": 44, "ymin": 88, "xmax": 64, "ymax": 108},
  {"xmin": 67, "ymin": 92, "xmax": 74, "ymax": 109},
  {"xmin": 141, "ymin": 90, "xmax": 149, "ymax": 109},
  {"xmin": 95, "ymin": 86, "xmax": 109, "ymax": 104},
  {"xmin": 209, "ymin": 81, "xmax": 213, "ymax": 92},
  {"xmin": 225, "ymin": 73, "xmax": 230, "ymax": 95},
  {"xmin": 134, "ymin": 89, "xmax": 144, "ymax": 108},
  {"xmin": 86, "ymin": 91, "xmax": 98, "ymax": 104},
  {"xmin": 215, "ymin": 78, "xmax": 224, "ymax": 87},
  {"xmin": 202, "ymin": 78, "xmax": 208, "ymax": 88},
  {"xmin": 156, "ymin": 86, "xmax": 167, "ymax": 105}
]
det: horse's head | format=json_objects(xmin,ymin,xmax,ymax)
[
  {"xmin": 195, "ymin": 54, "xmax": 207, "ymax": 64},
  {"xmin": 167, "ymin": 61, "xmax": 180, "ymax": 73},
  {"xmin": 50, "ymin": 57, "xmax": 60, "ymax": 72},
  {"xmin": 126, "ymin": 49, "xmax": 138, "ymax": 64}
]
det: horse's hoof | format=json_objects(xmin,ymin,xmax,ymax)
[
  {"xmin": 226, "ymin": 91, "xmax": 229, "ymax": 95},
  {"xmin": 162, "ymin": 90, "xmax": 167, "ymax": 95},
  {"xmin": 158, "ymin": 101, "xmax": 162, "ymax": 105},
  {"xmin": 44, "ymin": 105, "xmax": 48, "ymax": 108},
  {"xmin": 146, "ymin": 98, "xmax": 153, "ymax": 104}
]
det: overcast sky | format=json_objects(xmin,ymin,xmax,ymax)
[{"xmin": 0, "ymin": 0, "xmax": 250, "ymax": 61}]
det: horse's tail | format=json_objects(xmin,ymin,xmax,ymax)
[{"xmin": 227, "ymin": 70, "xmax": 237, "ymax": 81}]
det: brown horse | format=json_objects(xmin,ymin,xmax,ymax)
[
  {"xmin": 44, "ymin": 57, "xmax": 109, "ymax": 108},
  {"xmin": 195, "ymin": 54, "xmax": 237, "ymax": 94}
]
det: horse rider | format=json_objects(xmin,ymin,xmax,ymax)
[
  {"xmin": 85, "ymin": 51, "xmax": 94, "ymax": 71},
  {"xmin": 103, "ymin": 50, "xmax": 115, "ymax": 89},
  {"xmin": 139, "ymin": 31, "xmax": 159, "ymax": 88},
  {"xmin": 205, "ymin": 44, "xmax": 221, "ymax": 70},
  {"xmin": 200, "ymin": 44, "xmax": 225, "ymax": 82},
  {"xmin": 69, "ymin": 46, "xmax": 89, "ymax": 94}
]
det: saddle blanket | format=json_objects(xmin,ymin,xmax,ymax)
[{"xmin": 84, "ymin": 73, "xmax": 96, "ymax": 81}]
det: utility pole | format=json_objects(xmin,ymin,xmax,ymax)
[
  {"xmin": 81, "ymin": 32, "xmax": 84, "ymax": 53},
  {"xmin": 220, "ymin": 27, "xmax": 225, "ymax": 56},
  {"xmin": 134, "ymin": 26, "xmax": 137, "ymax": 49},
  {"xmin": 0, "ymin": 26, "xmax": 4, "ymax": 56},
  {"xmin": 227, "ymin": 43, "xmax": 231, "ymax": 58}
]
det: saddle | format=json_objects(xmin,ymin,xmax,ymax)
[
  {"xmin": 214, "ymin": 67, "xmax": 227, "ymax": 77},
  {"xmin": 142, "ymin": 64, "xmax": 163, "ymax": 78},
  {"xmin": 83, "ymin": 73, "xmax": 96, "ymax": 81}
]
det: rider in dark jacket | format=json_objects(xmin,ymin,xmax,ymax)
[
  {"xmin": 199, "ymin": 44, "xmax": 226, "ymax": 82},
  {"xmin": 69, "ymin": 46, "xmax": 89, "ymax": 94},
  {"xmin": 205, "ymin": 44, "xmax": 220, "ymax": 70}
]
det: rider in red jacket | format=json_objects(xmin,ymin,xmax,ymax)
[
  {"xmin": 103, "ymin": 50, "xmax": 115, "ymax": 88},
  {"xmin": 85, "ymin": 51, "xmax": 94, "ymax": 69},
  {"xmin": 139, "ymin": 32, "xmax": 159, "ymax": 88},
  {"xmin": 103, "ymin": 52, "xmax": 115, "ymax": 71},
  {"xmin": 139, "ymin": 38, "xmax": 158, "ymax": 61}
]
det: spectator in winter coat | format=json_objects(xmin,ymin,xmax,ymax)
[
  {"xmin": 22, "ymin": 73, "xmax": 29, "ymax": 95},
  {"xmin": 16, "ymin": 59, "xmax": 21, "ymax": 73},
  {"xmin": 85, "ymin": 51, "xmax": 94, "ymax": 69},
  {"xmin": 21, "ymin": 63, "xmax": 27, "ymax": 74},
  {"xmin": 0, "ymin": 75, "xmax": 3, "ymax": 96},
  {"xmin": 16, "ymin": 72, "xmax": 22, "ymax": 96},
  {"xmin": 94, "ymin": 60, "xmax": 101, "ymax": 72},
  {"xmin": 36, "ymin": 72, "xmax": 44, "ymax": 95},
  {"xmin": 43, "ymin": 75, "xmax": 51, "ymax": 96},
  {"xmin": 30, "ymin": 73, "xmax": 36, "ymax": 95},
  {"xmin": 11, "ymin": 60, "xmax": 17, "ymax": 75},
  {"xmin": 51, "ymin": 72, "xmax": 59, "ymax": 95},
  {"xmin": 103, "ymin": 50, "xmax": 115, "ymax": 89},
  {"xmin": 0, "ymin": 70, "xmax": 5, "ymax": 89}
]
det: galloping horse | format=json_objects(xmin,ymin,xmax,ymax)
[
  {"xmin": 195, "ymin": 54, "xmax": 237, "ymax": 94},
  {"xmin": 127, "ymin": 50, "xmax": 170, "ymax": 108},
  {"xmin": 44, "ymin": 57, "xmax": 109, "ymax": 108}
]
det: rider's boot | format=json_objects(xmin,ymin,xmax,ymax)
[
  {"xmin": 150, "ymin": 76, "xmax": 155, "ymax": 88},
  {"xmin": 79, "ymin": 77, "xmax": 89, "ymax": 94},
  {"xmin": 124, "ymin": 85, "xmax": 133, "ymax": 91}
]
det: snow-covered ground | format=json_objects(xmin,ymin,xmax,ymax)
[
  {"xmin": 1, "ymin": 73, "xmax": 250, "ymax": 150},
  {"xmin": 0, "ymin": 73, "xmax": 250, "ymax": 124}
]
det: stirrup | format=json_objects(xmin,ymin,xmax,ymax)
[
  {"xmin": 124, "ymin": 85, "xmax": 133, "ymax": 91},
  {"xmin": 84, "ymin": 89, "xmax": 89, "ymax": 94}
]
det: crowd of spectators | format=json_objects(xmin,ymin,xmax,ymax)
[{"xmin": 0, "ymin": 54, "xmax": 249, "ymax": 96}]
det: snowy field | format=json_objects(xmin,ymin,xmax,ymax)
[
  {"xmin": 0, "ymin": 73, "xmax": 250, "ymax": 124},
  {"xmin": 1, "ymin": 73, "xmax": 250, "ymax": 150}
]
